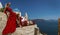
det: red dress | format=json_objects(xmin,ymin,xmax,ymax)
[{"xmin": 2, "ymin": 7, "xmax": 16, "ymax": 35}]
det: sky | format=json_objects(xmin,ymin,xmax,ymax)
[{"xmin": 0, "ymin": 0, "xmax": 60, "ymax": 20}]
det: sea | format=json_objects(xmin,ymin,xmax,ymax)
[{"xmin": 36, "ymin": 20, "xmax": 58, "ymax": 35}]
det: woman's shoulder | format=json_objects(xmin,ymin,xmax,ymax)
[
  {"xmin": 7, "ymin": 7, "xmax": 12, "ymax": 10},
  {"xmin": 5, "ymin": 7, "xmax": 11, "ymax": 9}
]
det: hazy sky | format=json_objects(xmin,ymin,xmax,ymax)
[{"xmin": 0, "ymin": 0, "xmax": 60, "ymax": 20}]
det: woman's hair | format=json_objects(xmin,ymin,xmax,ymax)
[{"xmin": 6, "ymin": 2, "xmax": 11, "ymax": 7}]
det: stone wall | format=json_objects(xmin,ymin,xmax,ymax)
[
  {"xmin": 0, "ymin": 12, "xmax": 7, "ymax": 35},
  {"xmin": 58, "ymin": 18, "xmax": 60, "ymax": 35},
  {"xmin": 0, "ymin": 12, "xmax": 43, "ymax": 35},
  {"xmin": 12, "ymin": 25, "xmax": 37, "ymax": 35}
]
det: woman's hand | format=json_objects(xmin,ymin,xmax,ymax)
[{"xmin": 7, "ymin": 11, "xmax": 10, "ymax": 17}]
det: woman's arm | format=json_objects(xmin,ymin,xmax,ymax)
[
  {"xmin": 4, "ymin": 7, "xmax": 9, "ymax": 18},
  {"xmin": 4, "ymin": 8, "xmax": 7, "ymax": 14}
]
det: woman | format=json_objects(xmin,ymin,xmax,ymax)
[
  {"xmin": 16, "ymin": 13, "xmax": 20, "ymax": 27},
  {"xmin": 2, "ymin": 3, "xmax": 16, "ymax": 35},
  {"xmin": 16, "ymin": 12, "xmax": 23, "ymax": 28}
]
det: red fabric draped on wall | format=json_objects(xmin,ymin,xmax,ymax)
[{"xmin": 2, "ymin": 7, "xmax": 16, "ymax": 35}]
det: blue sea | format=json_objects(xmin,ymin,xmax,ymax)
[{"xmin": 36, "ymin": 21, "xmax": 58, "ymax": 35}]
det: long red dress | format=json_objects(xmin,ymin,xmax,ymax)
[{"xmin": 2, "ymin": 7, "xmax": 16, "ymax": 35}]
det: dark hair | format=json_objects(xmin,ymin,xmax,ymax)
[{"xmin": 6, "ymin": 2, "xmax": 11, "ymax": 6}]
